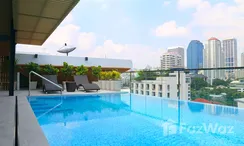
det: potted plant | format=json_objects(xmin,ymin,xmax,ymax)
[
  {"xmin": 76, "ymin": 65, "xmax": 88, "ymax": 75},
  {"xmin": 60, "ymin": 62, "xmax": 74, "ymax": 90},
  {"xmin": 42, "ymin": 64, "xmax": 59, "ymax": 75},
  {"xmin": 100, "ymin": 71, "xmax": 106, "ymax": 90},
  {"xmin": 105, "ymin": 71, "xmax": 112, "ymax": 90},
  {"xmin": 91, "ymin": 66, "xmax": 102, "ymax": 87},
  {"xmin": 110, "ymin": 70, "xmax": 121, "ymax": 91},
  {"xmin": 25, "ymin": 62, "xmax": 40, "ymax": 89}
]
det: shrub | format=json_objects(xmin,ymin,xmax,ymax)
[
  {"xmin": 60, "ymin": 62, "xmax": 74, "ymax": 80},
  {"xmin": 42, "ymin": 64, "xmax": 59, "ymax": 75},
  {"xmin": 25, "ymin": 62, "xmax": 40, "ymax": 73},
  {"xmin": 76, "ymin": 65, "xmax": 88, "ymax": 75},
  {"xmin": 111, "ymin": 70, "xmax": 121, "ymax": 80},
  {"xmin": 91, "ymin": 66, "xmax": 102, "ymax": 79}
]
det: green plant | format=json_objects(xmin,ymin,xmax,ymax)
[
  {"xmin": 111, "ymin": 70, "xmax": 121, "ymax": 80},
  {"xmin": 76, "ymin": 65, "xmax": 88, "ymax": 75},
  {"xmin": 91, "ymin": 66, "xmax": 102, "ymax": 79},
  {"xmin": 105, "ymin": 71, "xmax": 112, "ymax": 80},
  {"xmin": 60, "ymin": 62, "xmax": 74, "ymax": 80},
  {"xmin": 25, "ymin": 62, "xmax": 40, "ymax": 73},
  {"xmin": 42, "ymin": 64, "xmax": 59, "ymax": 75},
  {"xmin": 100, "ymin": 72, "xmax": 106, "ymax": 80}
]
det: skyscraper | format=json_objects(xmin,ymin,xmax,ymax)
[
  {"xmin": 160, "ymin": 52, "xmax": 182, "ymax": 70},
  {"xmin": 203, "ymin": 37, "xmax": 225, "ymax": 84},
  {"xmin": 168, "ymin": 47, "xmax": 185, "ymax": 67},
  {"xmin": 242, "ymin": 53, "xmax": 244, "ymax": 66},
  {"xmin": 222, "ymin": 38, "xmax": 237, "ymax": 79},
  {"xmin": 187, "ymin": 40, "xmax": 204, "ymax": 73}
]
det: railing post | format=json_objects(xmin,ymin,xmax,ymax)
[{"xmin": 129, "ymin": 72, "xmax": 132, "ymax": 93}]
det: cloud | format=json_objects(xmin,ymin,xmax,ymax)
[
  {"xmin": 88, "ymin": 40, "xmax": 165, "ymax": 69},
  {"xmin": 177, "ymin": 0, "xmax": 202, "ymax": 9},
  {"xmin": 154, "ymin": 21, "xmax": 188, "ymax": 37},
  {"xmin": 163, "ymin": 1, "xmax": 171, "ymax": 6},
  {"xmin": 188, "ymin": 0, "xmax": 244, "ymax": 65}
]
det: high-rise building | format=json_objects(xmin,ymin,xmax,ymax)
[
  {"xmin": 241, "ymin": 53, "xmax": 244, "ymax": 66},
  {"xmin": 168, "ymin": 47, "xmax": 185, "ymax": 67},
  {"xmin": 236, "ymin": 53, "xmax": 244, "ymax": 79},
  {"xmin": 187, "ymin": 40, "xmax": 204, "ymax": 73},
  {"xmin": 222, "ymin": 38, "xmax": 237, "ymax": 79},
  {"xmin": 203, "ymin": 37, "xmax": 225, "ymax": 84},
  {"xmin": 160, "ymin": 52, "xmax": 182, "ymax": 70}
]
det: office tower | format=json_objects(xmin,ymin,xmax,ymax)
[
  {"xmin": 203, "ymin": 37, "xmax": 225, "ymax": 84},
  {"xmin": 168, "ymin": 47, "xmax": 185, "ymax": 67},
  {"xmin": 187, "ymin": 40, "xmax": 204, "ymax": 73},
  {"xmin": 222, "ymin": 38, "xmax": 237, "ymax": 79},
  {"xmin": 160, "ymin": 52, "xmax": 182, "ymax": 70}
]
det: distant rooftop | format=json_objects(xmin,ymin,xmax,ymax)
[
  {"xmin": 168, "ymin": 46, "xmax": 184, "ymax": 49},
  {"xmin": 162, "ymin": 51, "xmax": 181, "ymax": 56},
  {"xmin": 208, "ymin": 37, "xmax": 219, "ymax": 41}
]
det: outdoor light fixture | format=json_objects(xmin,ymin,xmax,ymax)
[{"xmin": 34, "ymin": 54, "xmax": 38, "ymax": 58}]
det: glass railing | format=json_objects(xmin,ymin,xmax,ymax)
[{"xmin": 121, "ymin": 67, "xmax": 244, "ymax": 108}]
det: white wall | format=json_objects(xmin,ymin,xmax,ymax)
[
  {"xmin": 16, "ymin": 53, "xmax": 133, "ymax": 69},
  {"xmin": 132, "ymin": 72, "xmax": 191, "ymax": 100}
]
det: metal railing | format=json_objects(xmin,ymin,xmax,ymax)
[{"xmin": 28, "ymin": 71, "xmax": 62, "ymax": 96}]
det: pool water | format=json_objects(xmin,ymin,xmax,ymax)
[{"xmin": 29, "ymin": 93, "xmax": 244, "ymax": 146}]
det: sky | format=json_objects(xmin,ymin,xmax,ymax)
[{"xmin": 17, "ymin": 0, "xmax": 244, "ymax": 69}]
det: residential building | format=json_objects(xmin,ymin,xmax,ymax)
[
  {"xmin": 187, "ymin": 40, "xmax": 204, "ymax": 73},
  {"xmin": 160, "ymin": 52, "xmax": 182, "ymax": 70},
  {"xmin": 131, "ymin": 71, "xmax": 191, "ymax": 100},
  {"xmin": 242, "ymin": 53, "xmax": 244, "ymax": 66},
  {"xmin": 203, "ymin": 37, "xmax": 225, "ymax": 84},
  {"xmin": 222, "ymin": 38, "xmax": 237, "ymax": 79},
  {"xmin": 168, "ymin": 47, "xmax": 185, "ymax": 67}
]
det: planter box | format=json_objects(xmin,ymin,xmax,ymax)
[
  {"xmin": 66, "ymin": 82, "xmax": 76, "ymax": 92},
  {"xmin": 63, "ymin": 81, "xmax": 66, "ymax": 90},
  {"xmin": 92, "ymin": 81, "xmax": 100, "ymax": 88},
  {"xmin": 101, "ymin": 80, "xmax": 106, "ymax": 90},
  {"xmin": 105, "ymin": 80, "xmax": 110, "ymax": 90},
  {"xmin": 98, "ymin": 80, "xmax": 102, "ymax": 89},
  {"xmin": 110, "ymin": 80, "xmax": 122, "ymax": 91},
  {"xmin": 29, "ymin": 81, "xmax": 37, "ymax": 90}
]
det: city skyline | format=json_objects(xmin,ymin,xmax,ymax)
[{"xmin": 15, "ymin": 0, "xmax": 244, "ymax": 69}]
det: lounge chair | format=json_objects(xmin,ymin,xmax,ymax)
[
  {"xmin": 74, "ymin": 75, "xmax": 100, "ymax": 92},
  {"xmin": 42, "ymin": 75, "xmax": 63, "ymax": 93}
]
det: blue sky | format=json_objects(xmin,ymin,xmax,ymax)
[{"xmin": 17, "ymin": 0, "xmax": 244, "ymax": 69}]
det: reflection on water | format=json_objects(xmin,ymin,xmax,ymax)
[
  {"xmin": 29, "ymin": 93, "xmax": 244, "ymax": 146},
  {"xmin": 29, "ymin": 93, "xmax": 244, "ymax": 126}
]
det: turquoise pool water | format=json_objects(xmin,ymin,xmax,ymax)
[{"xmin": 29, "ymin": 93, "xmax": 244, "ymax": 146}]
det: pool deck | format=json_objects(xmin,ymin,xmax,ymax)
[{"xmin": 0, "ymin": 89, "xmax": 129, "ymax": 146}]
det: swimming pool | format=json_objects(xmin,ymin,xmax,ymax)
[{"xmin": 29, "ymin": 93, "xmax": 244, "ymax": 146}]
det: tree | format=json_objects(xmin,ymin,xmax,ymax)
[
  {"xmin": 191, "ymin": 77, "xmax": 209, "ymax": 90},
  {"xmin": 212, "ymin": 79, "xmax": 229, "ymax": 87}
]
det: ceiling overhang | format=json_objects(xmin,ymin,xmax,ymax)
[{"xmin": 12, "ymin": 0, "xmax": 79, "ymax": 45}]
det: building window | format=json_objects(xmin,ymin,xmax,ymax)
[
  {"xmin": 167, "ymin": 93, "xmax": 170, "ymax": 98},
  {"xmin": 146, "ymin": 91, "xmax": 149, "ymax": 95},
  {"xmin": 159, "ymin": 93, "xmax": 162, "ymax": 97},
  {"xmin": 167, "ymin": 85, "xmax": 170, "ymax": 91},
  {"xmin": 152, "ymin": 92, "xmax": 155, "ymax": 96},
  {"xmin": 152, "ymin": 84, "xmax": 155, "ymax": 90},
  {"xmin": 146, "ymin": 84, "xmax": 149, "ymax": 90},
  {"xmin": 141, "ymin": 84, "xmax": 144, "ymax": 89},
  {"xmin": 159, "ymin": 85, "xmax": 162, "ymax": 91}
]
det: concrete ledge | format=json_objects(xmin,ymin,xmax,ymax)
[
  {"xmin": 18, "ymin": 96, "xmax": 49, "ymax": 146},
  {"xmin": 0, "ymin": 96, "xmax": 15, "ymax": 146}
]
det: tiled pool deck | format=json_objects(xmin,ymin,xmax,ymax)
[{"xmin": 0, "ymin": 89, "xmax": 129, "ymax": 146}]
